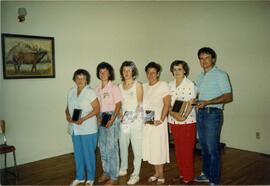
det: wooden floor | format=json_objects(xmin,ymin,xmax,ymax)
[{"xmin": 2, "ymin": 146, "xmax": 270, "ymax": 185}]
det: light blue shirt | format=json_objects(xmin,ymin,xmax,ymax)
[
  {"xmin": 67, "ymin": 85, "xmax": 98, "ymax": 135},
  {"xmin": 196, "ymin": 66, "xmax": 231, "ymax": 109}
]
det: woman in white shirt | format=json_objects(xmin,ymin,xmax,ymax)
[
  {"xmin": 65, "ymin": 69, "xmax": 100, "ymax": 186},
  {"xmin": 142, "ymin": 62, "xmax": 171, "ymax": 185},
  {"xmin": 168, "ymin": 60, "xmax": 196, "ymax": 184},
  {"xmin": 118, "ymin": 61, "xmax": 143, "ymax": 185}
]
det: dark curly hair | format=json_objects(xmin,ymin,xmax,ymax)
[
  {"xmin": 72, "ymin": 69, "xmax": 91, "ymax": 84},
  {"xmin": 144, "ymin": 61, "xmax": 162, "ymax": 73},
  {"xmin": 170, "ymin": 60, "xmax": 190, "ymax": 77},
  {"xmin": 96, "ymin": 62, "xmax": 115, "ymax": 81}
]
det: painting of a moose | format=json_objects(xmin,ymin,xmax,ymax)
[
  {"xmin": 13, "ymin": 50, "xmax": 48, "ymax": 72},
  {"xmin": 2, "ymin": 33, "xmax": 55, "ymax": 79}
]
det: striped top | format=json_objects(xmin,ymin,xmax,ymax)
[{"xmin": 196, "ymin": 66, "xmax": 231, "ymax": 109}]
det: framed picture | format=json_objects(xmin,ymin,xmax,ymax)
[{"xmin": 1, "ymin": 33, "xmax": 55, "ymax": 79}]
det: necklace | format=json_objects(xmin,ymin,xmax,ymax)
[
  {"xmin": 123, "ymin": 80, "xmax": 134, "ymax": 90},
  {"xmin": 124, "ymin": 80, "xmax": 133, "ymax": 86}
]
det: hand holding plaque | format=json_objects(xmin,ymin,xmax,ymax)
[
  {"xmin": 72, "ymin": 109, "xmax": 82, "ymax": 121},
  {"xmin": 171, "ymin": 100, "xmax": 189, "ymax": 117},
  {"xmin": 101, "ymin": 112, "xmax": 112, "ymax": 127},
  {"xmin": 144, "ymin": 110, "xmax": 155, "ymax": 125}
]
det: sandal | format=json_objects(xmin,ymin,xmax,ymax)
[
  {"xmin": 148, "ymin": 176, "xmax": 158, "ymax": 182},
  {"xmin": 183, "ymin": 179, "xmax": 192, "ymax": 184},
  {"xmin": 97, "ymin": 175, "xmax": 110, "ymax": 183},
  {"xmin": 157, "ymin": 178, "xmax": 165, "ymax": 185}
]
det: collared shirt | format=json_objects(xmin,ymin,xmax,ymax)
[
  {"xmin": 67, "ymin": 85, "xmax": 98, "ymax": 135},
  {"xmin": 196, "ymin": 66, "xmax": 232, "ymax": 109},
  {"xmin": 95, "ymin": 81, "xmax": 123, "ymax": 112},
  {"xmin": 168, "ymin": 76, "xmax": 196, "ymax": 125}
]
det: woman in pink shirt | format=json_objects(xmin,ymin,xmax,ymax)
[{"xmin": 95, "ymin": 62, "xmax": 123, "ymax": 185}]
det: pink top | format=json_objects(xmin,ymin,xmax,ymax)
[{"xmin": 95, "ymin": 81, "xmax": 123, "ymax": 112}]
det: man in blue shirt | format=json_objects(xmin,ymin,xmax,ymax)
[{"xmin": 194, "ymin": 47, "xmax": 233, "ymax": 185}]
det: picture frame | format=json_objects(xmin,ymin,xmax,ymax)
[{"xmin": 1, "ymin": 33, "xmax": 55, "ymax": 79}]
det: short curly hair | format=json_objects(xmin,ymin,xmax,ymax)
[
  {"xmin": 170, "ymin": 60, "xmax": 190, "ymax": 77},
  {"xmin": 144, "ymin": 61, "xmax": 162, "ymax": 73},
  {"xmin": 96, "ymin": 62, "xmax": 115, "ymax": 81},
  {"xmin": 72, "ymin": 69, "xmax": 91, "ymax": 84}
]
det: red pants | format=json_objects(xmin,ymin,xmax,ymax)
[{"xmin": 170, "ymin": 123, "xmax": 196, "ymax": 182}]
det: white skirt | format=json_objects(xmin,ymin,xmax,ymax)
[{"xmin": 142, "ymin": 120, "xmax": 170, "ymax": 165}]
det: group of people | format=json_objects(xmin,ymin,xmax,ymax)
[{"xmin": 65, "ymin": 47, "xmax": 233, "ymax": 186}]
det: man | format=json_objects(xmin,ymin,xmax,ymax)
[{"xmin": 194, "ymin": 47, "xmax": 233, "ymax": 185}]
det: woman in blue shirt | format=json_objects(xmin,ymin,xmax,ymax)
[{"xmin": 65, "ymin": 69, "xmax": 100, "ymax": 186}]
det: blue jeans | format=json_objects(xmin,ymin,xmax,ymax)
[
  {"xmin": 197, "ymin": 107, "xmax": 223, "ymax": 184},
  {"xmin": 98, "ymin": 117, "xmax": 120, "ymax": 180},
  {"xmin": 72, "ymin": 133, "xmax": 97, "ymax": 181}
]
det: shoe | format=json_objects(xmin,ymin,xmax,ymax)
[
  {"xmin": 194, "ymin": 173, "xmax": 209, "ymax": 183},
  {"xmin": 104, "ymin": 179, "xmax": 118, "ymax": 186},
  {"xmin": 157, "ymin": 178, "xmax": 165, "ymax": 185},
  {"xmin": 183, "ymin": 179, "xmax": 192, "ymax": 184},
  {"xmin": 148, "ymin": 176, "xmax": 158, "ymax": 182},
  {"xmin": 70, "ymin": 179, "xmax": 85, "ymax": 186},
  {"xmin": 210, "ymin": 182, "xmax": 216, "ymax": 186},
  {"xmin": 85, "ymin": 180, "xmax": 94, "ymax": 186},
  {"xmin": 97, "ymin": 175, "xmax": 110, "ymax": 183},
  {"xmin": 172, "ymin": 176, "xmax": 183, "ymax": 182},
  {"xmin": 119, "ymin": 169, "xmax": 127, "ymax": 176},
  {"xmin": 127, "ymin": 175, "xmax": 140, "ymax": 185}
]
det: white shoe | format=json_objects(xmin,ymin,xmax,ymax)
[
  {"xmin": 119, "ymin": 170, "xmax": 127, "ymax": 176},
  {"xmin": 148, "ymin": 176, "xmax": 158, "ymax": 182},
  {"xmin": 85, "ymin": 180, "xmax": 94, "ymax": 186},
  {"xmin": 127, "ymin": 175, "xmax": 140, "ymax": 185},
  {"xmin": 70, "ymin": 179, "xmax": 85, "ymax": 186}
]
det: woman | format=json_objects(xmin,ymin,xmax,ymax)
[
  {"xmin": 142, "ymin": 62, "xmax": 171, "ymax": 185},
  {"xmin": 118, "ymin": 61, "xmax": 144, "ymax": 185},
  {"xmin": 168, "ymin": 60, "xmax": 196, "ymax": 184},
  {"xmin": 95, "ymin": 62, "xmax": 123, "ymax": 186},
  {"xmin": 65, "ymin": 69, "xmax": 100, "ymax": 186}
]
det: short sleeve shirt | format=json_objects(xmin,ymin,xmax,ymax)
[
  {"xmin": 95, "ymin": 81, "xmax": 123, "ymax": 112},
  {"xmin": 67, "ymin": 85, "xmax": 98, "ymax": 135},
  {"xmin": 196, "ymin": 66, "xmax": 232, "ymax": 109},
  {"xmin": 143, "ymin": 81, "xmax": 170, "ymax": 120},
  {"xmin": 168, "ymin": 77, "xmax": 197, "ymax": 125}
]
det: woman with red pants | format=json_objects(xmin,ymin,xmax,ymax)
[{"xmin": 168, "ymin": 60, "xmax": 197, "ymax": 184}]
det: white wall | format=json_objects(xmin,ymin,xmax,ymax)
[{"xmin": 1, "ymin": 1, "xmax": 270, "ymax": 166}]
